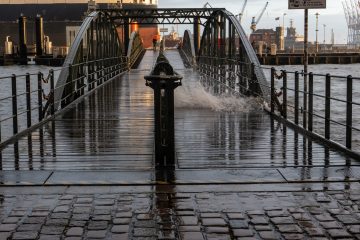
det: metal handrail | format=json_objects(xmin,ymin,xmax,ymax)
[
  {"xmin": 0, "ymin": 56, "xmax": 131, "ymax": 148},
  {"xmin": 196, "ymin": 53, "xmax": 360, "ymax": 159}
]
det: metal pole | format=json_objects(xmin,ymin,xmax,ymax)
[
  {"xmin": 50, "ymin": 70, "xmax": 55, "ymax": 115},
  {"xmin": 271, "ymin": 67, "xmax": 275, "ymax": 114},
  {"xmin": 193, "ymin": 17, "xmax": 201, "ymax": 56},
  {"xmin": 282, "ymin": 13, "xmax": 287, "ymax": 29},
  {"xmin": 124, "ymin": 18, "xmax": 130, "ymax": 56},
  {"xmin": 323, "ymin": 24, "xmax": 326, "ymax": 44},
  {"xmin": 18, "ymin": 15, "xmax": 28, "ymax": 65},
  {"xmin": 308, "ymin": 72, "xmax": 314, "ymax": 132},
  {"xmin": 38, "ymin": 72, "xmax": 43, "ymax": 121},
  {"xmin": 11, "ymin": 74, "xmax": 18, "ymax": 135},
  {"xmin": 315, "ymin": 13, "xmax": 319, "ymax": 53},
  {"xmin": 346, "ymin": 75, "xmax": 353, "ymax": 149},
  {"xmin": 303, "ymin": 9, "xmax": 308, "ymax": 130},
  {"xmin": 325, "ymin": 74, "xmax": 331, "ymax": 139},
  {"xmin": 294, "ymin": 71, "xmax": 299, "ymax": 125},
  {"xmin": 26, "ymin": 73, "xmax": 32, "ymax": 128},
  {"xmin": 282, "ymin": 70, "xmax": 287, "ymax": 119},
  {"xmin": 35, "ymin": 15, "xmax": 44, "ymax": 56}
]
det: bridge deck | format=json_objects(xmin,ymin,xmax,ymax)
[
  {"xmin": 0, "ymin": 50, "xmax": 358, "ymax": 185},
  {"xmin": 0, "ymin": 50, "xmax": 360, "ymax": 240}
]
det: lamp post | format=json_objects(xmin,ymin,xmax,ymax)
[
  {"xmin": 323, "ymin": 24, "xmax": 326, "ymax": 44},
  {"xmin": 282, "ymin": 13, "xmax": 287, "ymax": 29},
  {"xmin": 315, "ymin": 12, "xmax": 319, "ymax": 52}
]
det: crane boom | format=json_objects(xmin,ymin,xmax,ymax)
[
  {"xmin": 256, "ymin": 1, "xmax": 269, "ymax": 25},
  {"xmin": 238, "ymin": 0, "xmax": 248, "ymax": 22},
  {"xmin": 250, "ymin": 1, "xmax": 269, "ymax": 32}
]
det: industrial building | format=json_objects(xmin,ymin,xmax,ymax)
[{"xmin": 0, "ymin": 0, "xmax": 158, "ymax": 57}]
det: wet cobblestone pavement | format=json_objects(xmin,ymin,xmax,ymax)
[{"xmin": 0, "ymin": 186, "xmax": 359, "ymax": 239}]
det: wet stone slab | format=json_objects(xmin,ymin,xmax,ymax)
[
  {"xmin": 46, "ymin": 171, "xmax": 153, "ymax": 185},
  {"xmin": 278, "ymin": 167, "xmax": 359, "ymax": 182},
  {"xmin": 175, "ymin": 169, "xmax": 285, "ymax": 184},
  {"xmin": 0, "ymin": 171, "xmax": 52, "ymax": 185}
]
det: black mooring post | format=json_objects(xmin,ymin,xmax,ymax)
[
  {"xmin": 18, "ymin": 15, "xmax": 28, "ymax": 65},
  {"xmin": 35, "ymin": 15, "xmax": 44, "ymax": 57},
  {"xmin": 145, "ymin": 54, "xmax": 182, "ymax": 168}
]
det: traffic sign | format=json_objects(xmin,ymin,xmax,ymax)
[
  {"xmin": 159, "ymin": 28, "xmax": 168, "ymax": 33},
  {"xmin": 289, "ymin": 0, "xmax": 326, "ymax": 9}
]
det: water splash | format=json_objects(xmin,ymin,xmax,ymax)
[{"xmin": 174, "ymin": 80, "xmax": 261, "ymax": 112}]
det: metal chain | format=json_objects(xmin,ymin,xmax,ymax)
[
  {"xmin": 274, "ymin": 70, "xmax": 284, "ymax": 80},
  {"xmin": 41, "ymin": 72, "xmax": 51, "ymax": 83}
]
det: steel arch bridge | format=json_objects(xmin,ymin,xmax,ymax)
[{"xmin": 52, "ymin": 8, "xmax": 273, "ymax": 116}]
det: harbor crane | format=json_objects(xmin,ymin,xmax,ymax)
[
  {"xmin": 236, "ymin": 0, "xmax": 248, "ymax": 23},
  {"xmin": 342, "ymin": 0, "xmax": 360, "ymax": 44},
  {"xmin": 250, "ymin": 1, "xmax": 269, "ymax": 32}
]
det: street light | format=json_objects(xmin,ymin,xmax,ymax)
[
  {"xmin": 323, "ymin": 24, "xmax": 326, "ymax": 44},
  {"xmin": 282, "ymin": 13, "xmax": 287, "ymax": 29},
  {"xmin": 315, "ymin": 13, "xmax": 320, "ymax": 52}
]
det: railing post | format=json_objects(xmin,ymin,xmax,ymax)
[
  {"xmin": 294, "ymin": 71, "xmax": 299, "ymax": 125},
  {"xmin": 271, "ymin": 68, "xmax": 275, "ymax": 114},
  {"xmin": 38, "ymin": 72, "xmax": 43, "ymax": 121},
  {"xmin": 68, "ymin": 64, "xmax": 73, "ymax": 104},
  {"xmin": 303, "ymin": 71, "xmax": 307, "ymax": 130},
  {"xmin": 26, "ymin": 73, "xmax": 32, "ymax": 128},
  {"xmin": 325, "ymin": 74, "xmax": 331, "ymax": 139},
  {"xmin": 250, "ymin": 62, "xmax": 259, "ymax": 96},
  {"xmin": 50, "ymin": 69, "xmax": 55, "ymax": 115},
  {"xmin": 11, "ymin": 74, "xmax": 18, "ymax": 135},
  {"xmin": 346, "ymin": 75, "xmax": 353, "ymax": 149},
  {"xmin": 308, "ymin": 72, "xmax": 314, "ymax": 132},
  {"xmin": 282, "ymin": 70, "xmax": 287, "ymax": 119}
]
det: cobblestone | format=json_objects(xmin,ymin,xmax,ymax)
[
  {"xmin": 111, "ymin": 225, "xmax": 129, "ymax": 233},
  {"xmin": 270, "ymin": 216, "xmax": 294, "ymax": 225},
  {"xmin": 0, "ymin": 190, "xmax": 358, "ymax": 239},
  {"xmin": 12, "ymin": 231, "xmax": 38, "ymax": 239},
  {"xmin": 87, "ymin": 230, "xmax": 107, "ymax": 239},
  {"xmin": 202, "ymin": 218, "xmax": 226, "ymax": 226},
  {"xmin": 66, "ymin": 227, "xmax": 84, "ymax": 236},
  {"xmin": 327, "ymin": 229, "xmax": 352, "ymax": 238},
  {"xmin": 180, "ymin": 232, "xmax": 204, "ymax": 239},
  {"xmin": 232, "ymin": 229, "xmax": 254, "ymax": 237},
  {"xmin": 0, "ymin": 224, "xmax": 17, "ymax": 231},
  {"xmin": 258, "ymin": 231, "xmax": 277, "ymax": 239}
]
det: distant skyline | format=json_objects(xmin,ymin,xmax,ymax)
[{"xmin": 158, "ymin": 0, "xmax": 350, "ymax": 44}]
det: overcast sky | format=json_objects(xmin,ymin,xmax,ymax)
[{"xmin": 158, "ymin": 0, "xmax": 350, "ymax": 44}]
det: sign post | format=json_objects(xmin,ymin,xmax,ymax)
[{"xmin": 288, "ymin": 0, "xmax": 326, "ymax": 130}]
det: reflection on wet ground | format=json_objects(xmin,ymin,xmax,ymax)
[
  {"xmin": 0, "ymin": 51, "xmax": 359, "ymax": 239},
  {"xmin": 0, "ymin": 51, "xmax": 358, "ymax": 183}
]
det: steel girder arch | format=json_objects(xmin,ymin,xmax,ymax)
[
  {"xmin": 53, "ymin": 11, "xmax": 127, "ymax": 112},
  {"xmin": 127, "ymin": 31, "xmax": 145, "ymax": 68},
  {"xmin": 179, "ymin": 30, "xmax": 196, "ymax": 68},
  {"xmin": 197, "ymin": 9, "xmax": 270, "ymax": 102}
]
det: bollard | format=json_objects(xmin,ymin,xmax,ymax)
[
  {"xmin": 145, "ymin": 53, "xmax": 182, "ymax": 168},
  {"xmin": 18, "ymin": 15, "xmax": 28, "ymax": 65},
  {"xmin": 35, "ymin": 15, "xmax": 44, "ymax": 56}
]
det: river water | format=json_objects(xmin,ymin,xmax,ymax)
[{"xmin": 0, "ymin": 63, "xmax": 359, "ymax": 152}]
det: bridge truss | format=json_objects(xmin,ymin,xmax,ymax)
[
  {"xmin": 53, "ymin": 8, "xmax": 272, "ymax": 120},
  {"xmin": 105, "ymin": 8, "xmax": 270, "ymax": 101}
]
